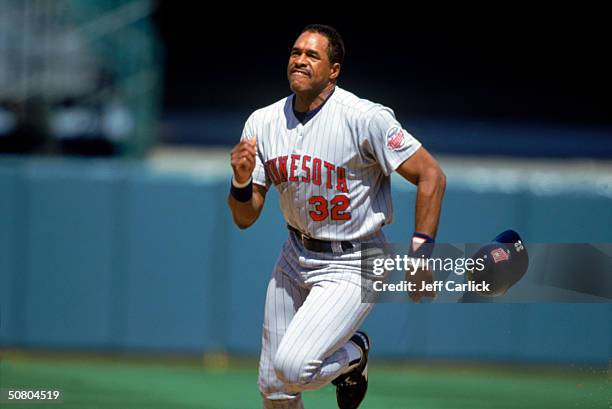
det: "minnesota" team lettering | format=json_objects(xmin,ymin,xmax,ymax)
[{"xmin": 265, "ymin": 154, "xmax": 349, "ymax": 192}]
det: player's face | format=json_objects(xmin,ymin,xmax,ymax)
[{"xmin": 287, "ymin": 31, "xmax": 340, "ymax": 95}]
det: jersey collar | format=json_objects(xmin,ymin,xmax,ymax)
[{"xmin": 291, "ymin": 86, "xmax": 336, "ymax": 125}]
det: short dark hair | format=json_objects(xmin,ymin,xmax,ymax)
[{"xmin": 301, "ymin": 24, "xmax": 345, "ymax": 65}]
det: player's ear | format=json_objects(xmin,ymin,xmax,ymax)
[{"xmin": 330, "ymin": 63, "xmax": 341, "ymax": 81}]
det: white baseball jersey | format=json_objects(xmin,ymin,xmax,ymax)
[{"xmin": 241, "ymin": 86, "xmax": 421, "ymax": 241}]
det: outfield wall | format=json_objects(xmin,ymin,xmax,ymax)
[{"xmin": 1, "ymin": 156, "xmax": 611, "ymax": 364}]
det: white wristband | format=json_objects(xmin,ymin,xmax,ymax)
[{"xmin": 232, "ymin": 175, "xmax": 252, "ymax": 188}]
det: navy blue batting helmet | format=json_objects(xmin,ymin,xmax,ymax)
[{"xmin": 467, "ymin": 230, "xmax": 529, "ymax": 297}]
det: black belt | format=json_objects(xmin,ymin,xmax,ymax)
[{"xmin": 287, "ymin": 225, "xmax": 354, "ymax": 253}]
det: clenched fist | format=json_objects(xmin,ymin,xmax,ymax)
[{"xmin": 231, "ymin": 138, "xmax": 257, "ymax": 184}]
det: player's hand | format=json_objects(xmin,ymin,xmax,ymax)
[
  {"xmin": 406, "ymin": 261, "xmax": 436, "ymax": 303},
  {"xmin": 230, "ymin": 138, "xmax": 257, "ymax": 184}
]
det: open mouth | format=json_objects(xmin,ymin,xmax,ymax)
[{"xmin": 291, "ymin": 69, "xmax": 310, "ymax": 77}]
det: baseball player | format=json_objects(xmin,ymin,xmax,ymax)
[{"xmin": 227, "ymin": 24, "xmax": 446, "ymax": 409}]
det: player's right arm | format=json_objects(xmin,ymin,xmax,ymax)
[{"xmin": 227, "ymin": 138, "xmax": 267, "ymax": 229}]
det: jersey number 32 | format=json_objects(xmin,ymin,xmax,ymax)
[{"xmin": 308, "ymin": 195, "xmax": 351, "ymax": 221}]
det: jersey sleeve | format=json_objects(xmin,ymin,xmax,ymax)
[
  {"xmin": 362, "ymin": 108, "xmax": 422, "ymax": 176},
  {"xmin": 240, "ymin": 114, "xmax": 271, "ymax": 190}
]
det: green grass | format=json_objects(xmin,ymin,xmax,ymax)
[{"xmin": 0, "ymin": 353, "xmax": 609, "ymax": 409}]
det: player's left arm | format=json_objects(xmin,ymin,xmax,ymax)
[
  {"xmin": 396, "ymin": 147, "xmax": 445, "ymax": 302},
  {"xmin": 395, "ymin": 146, "xmax": 446, "ymax": 238}
]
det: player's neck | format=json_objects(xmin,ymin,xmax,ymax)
[{"xmin": 294, "ymin": 83, "xmax": 336, "ymax": 113}]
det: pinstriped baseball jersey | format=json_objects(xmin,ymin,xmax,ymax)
[{"xmin": 241, "ymin": 86, "xmax": 421, "ymax": 241}]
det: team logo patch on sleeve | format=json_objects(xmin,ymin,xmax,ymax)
[{"xmin": 386, "ymin": 126, "xmax": 405, "ymax": 150}]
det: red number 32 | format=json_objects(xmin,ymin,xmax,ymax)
[{"xmin": 308, "ymin": 195, "xmax": 351, "ymax": 221}]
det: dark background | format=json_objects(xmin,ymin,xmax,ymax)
[{"xmin": 153, "ymin": 7, "xmax": 610, "ymax": 125}]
